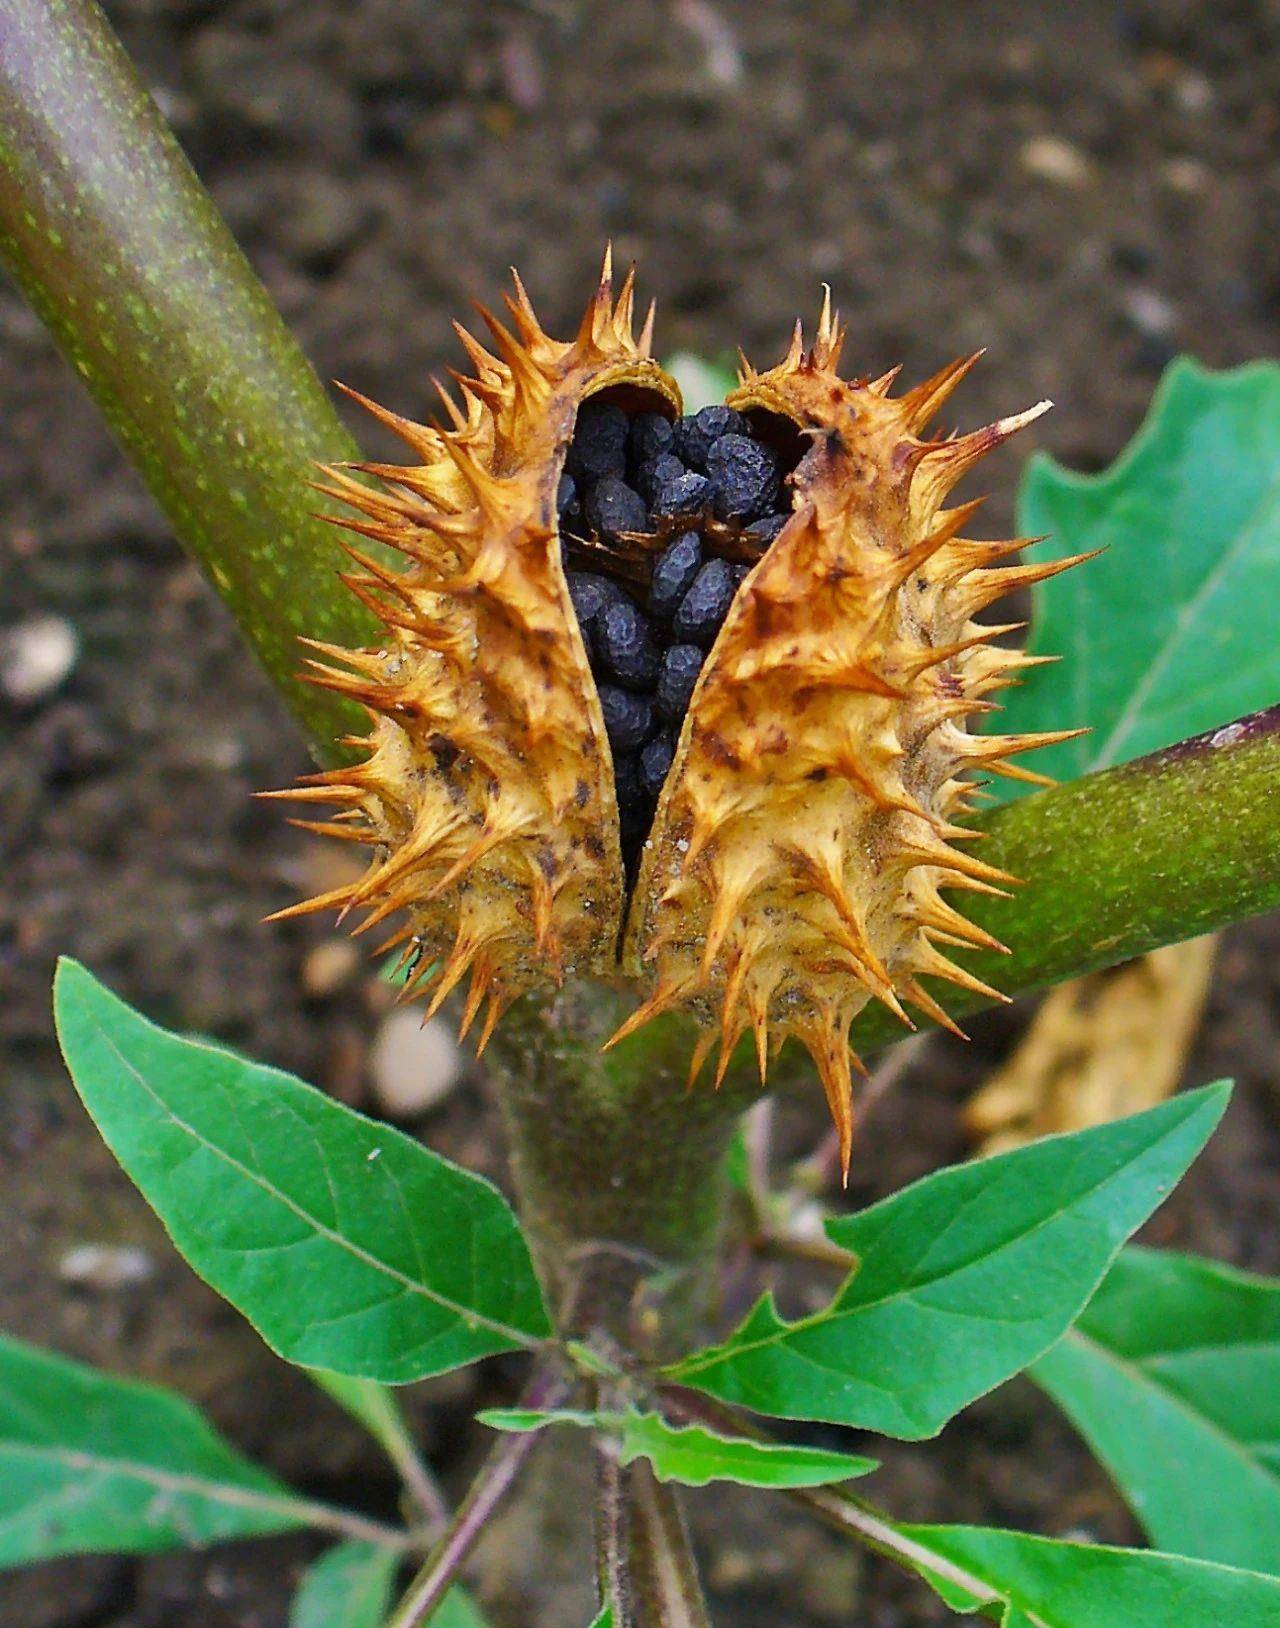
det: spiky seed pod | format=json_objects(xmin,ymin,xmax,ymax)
[
  {"xmin": 614, "ymin": 294, "xmax": 1089, "ymax": 1164},
  {"xmin": 268, "ymin": 257, "xmax": 1087, "ymax": 1165},
  {"xmin": 265, "ymin": 253, "xmax": 677, "ymax": 1046}
]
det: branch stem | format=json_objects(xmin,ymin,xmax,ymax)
[
  {"xmin": 385, "ymin": 1365, "xmax": 569, "ymax": 1628},
  {"xmin": 624, "ymin": 1462, "xmax": 711, "ymax": 1628},
  {"xmin": 0, "ymin": 0, "xmax": 382, "ymax": 751},
  {"xmin": 596, "ymin": 1436, "xmax": 635, "ymax": 1626}
]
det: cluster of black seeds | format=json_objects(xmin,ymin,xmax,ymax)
[{"xmin": 558, "ymin": 399, "xmax": 793, "ymax": 873}]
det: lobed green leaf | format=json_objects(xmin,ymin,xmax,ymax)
[
  {"xmin": 1032, "ymin": 1246, "xmax": 1280, "ymax": 1571},
  {"xmin": 53, "ymin": 960, "xmax": 551, "ymax": 1384},
  {"xmin": 665, "ymin": 1086, "xmax": 1228, "ymax": 1436},
  {"xmin": 479, "ymin": 1408, "xmax": 877, "ymax": 1489}
]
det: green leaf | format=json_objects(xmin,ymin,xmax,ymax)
[
  {"xmin": 290, "ymin": 1542, "xmax": 399, "ymax": 1628},
  {"xmin": 664, "ymin": 352, "xmax": 738, "ymax": 413},
  {"xmin": 53, "ymin": 960, "xmax": 551, "ymax": 1383},
  {"xmin": 896, "ymin": 1522, "xmax": 1280, "ymax": 1624},
  {"xmin": 0, "ymin": 1333, "xmax": 311, "ymax": 1565},
  {"xmin": 665, "ymin": 1085, "xmax": 1228, "ymax": 1436},
  {"xmin": 588, "ymin": 1611, "xmax": 613, "ymax": 1628},
  {"xmin": 478, "ymin": 1408, "xmax": 877, "ymax": 1489},
  {"xmin": 994, "ymin": 358, "xmax": 1280, "ymax": 798},
  {"xmin": 432, "ymin": 1590, "xmax": 491, "ymax": 1627},
  {"xmin": 1031, "ymin": 1247, "xmax": 1280, "ymax": 1571}
]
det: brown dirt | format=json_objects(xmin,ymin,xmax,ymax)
[{"xmin": 2, "ymin": 1, "xmax": 1279, "ymax": 1623}]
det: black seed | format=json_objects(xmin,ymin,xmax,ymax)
[
  {"xmin": 637, "ymin": 451, "xmax": 685, "ymax": 503},
  {"xmin": 584, "ymin": 476, "xmax": 648, "ymax": 541},
  {"xmin": 732, "ymin": 563, "xmax": 752, "ymax": 586},
  {"xmin": 598, "ymin": 684, "xmax": 654, "ymax": 753},
  {"xmin": 556, "ymin": 470, "xmax": 577, "ymax": 515},
  {"xmin": 598, "ymin": 598, "xmax": 660, "ymax": 691},
  {"xmin": 672, "ymin": 558, "xmax": 738, "ymax": 647},
  {"xmin": 744, "ymin": 511, "xmax": 789, "ymax": 545},
  {"xmin": 566, "ymin": 570, "xmax": 625, "ymax": 660},
  {"xmin": 639, "ymin": 730, "xmax": 677, "ymax": 798},
  {"xmin": 674, "ymin": 405, "xmax": 749, "ymax": 469},
  {"xmin": 655, "ymin": 642, "xmax": 704, "ymax": 720},
  {"xmin": 706, "ymin": 433, "xmax": 780, "ymax": 521},
  {"xmin": 647, "ymin": 531, "xmax": 703, "ymax": 621},
  {"xmin": 653, "ymin": 470, "xmax": 712, "ymax": 520},
  {"xmin": 628, "ymin": 412, "xmax": 674, "ymax": 468},
  {"xmin": 567, "ymin": 401, "xmax": 628, "ymax": 481}
]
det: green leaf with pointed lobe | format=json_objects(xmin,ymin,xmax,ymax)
[
  {"xmin": 898, "ymin": 1522, "xmax": 1280, "ymax": 1624},
  {"xmin": 479, "ymin": 1408, "xmax": 876, "ymax": 1489},
  {"xmin": 53, "ymin": 960, "xmax": 550, "ymax": 1384},
  {"xmin": 0, "ymin": 1334, "xmax": 309, "ymax": 1566},
  {"xmin": 993, "ymin": 358, "xmax": 1280, "ymax": 798},
  {"xmin": 1031, "ymin": 1246, "xmax": 1280, "ymax": 1571},
  {"xmin": 665, "ymin": 1085, "xmax": 1228, "ymax": 1436}
]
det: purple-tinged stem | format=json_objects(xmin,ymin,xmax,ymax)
[{"xmin": 385, "ymin": 1365, "xmax": 570, "ymax": 1628}]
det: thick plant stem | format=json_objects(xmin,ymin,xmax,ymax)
[
  {"xmin": 0, "ymin": 0, "xmax": 380, "ymax": 751},
  {"xmin": 486, "ymin": 983, "xmax": 761, "ymax": 1352},
  {"xmin": 625, "ymin": 1462, "xmax": 712, "ymax": 1628},
  {"xmin": 848, "ymin": 705, "xmax": 1280, "ymax": 1053}
]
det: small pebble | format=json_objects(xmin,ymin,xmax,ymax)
[
  {"xmin": 301, "ymin": 939, "xmax": 360, "ymax": 997},
  {"xmin": 1020, "ymin": 134, "xmax": 1092, "ymax": 188},
  {"xmin": 567, "ymin": 401, "xmax": 628, "ymax": 481},
  {"xmin": 673, "ymin": 558, "xmax": 738, "ymax": 646},
  {"xmin": 584, "ymin": 476, "xmax": 648, "ymax": 541},
  {"xmin": 598, "ymin": 684, "xmax": 654, "ymax": 752},
  {"xmin": 370, "ymin": 1009, "xmax": 462, "ymax": 1118},
  {"xmin": 647, "ymin": 531, "xmax": 703, "ymax": 621},
  {"xmin": 1, "ymin": 615, "xmax": 79, "ymax": 704},
  {"xmin": 655, "ymin": 643, "xmax": 704, "ymax": 719},
  {"xmin": 59, "ymin": 1243, "xmax": 154, "ymax": 1291}
]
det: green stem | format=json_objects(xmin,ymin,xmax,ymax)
[
  {"xmin": 848, "ymin": 705, "xmax": 1280, "ymax": 1053},
  {"xmin": 0, "ymin": 0, "xmax": 381, "ymax": 752}
]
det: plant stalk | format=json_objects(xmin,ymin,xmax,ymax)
[
  {"xmin": 596, "ymin": 1437, "xmax": 635, "ymax": 1626},
  {"xmin": 385, "ymin": 1365, "xmax": 570, "ymax": 1628},
  {"xmin": 0, "ymin": 0, "xmax": 382, "ymax": 752},
  {"xmin": 624, "ymin": 1462, "xmax": 712, "ymax": 1628}
]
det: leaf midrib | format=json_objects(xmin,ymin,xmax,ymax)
[
  {"xmin": 0, "ymin": 1439, "xmax": 316, "ymax": 1530},
  {"xmin": 94, "ymin": 1023, "xmax": 541, "ymax": 1352}
]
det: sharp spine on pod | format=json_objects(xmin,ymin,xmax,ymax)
[{"xmin": 264, "ymin": 258, "xmax": 1088, "ymax": 1173}]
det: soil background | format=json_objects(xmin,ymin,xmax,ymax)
[{"xmin": 3, "ymin": 1, "xmax": 1280, "ymax": 1624}]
